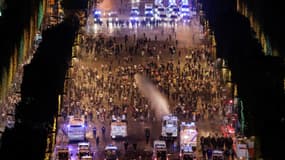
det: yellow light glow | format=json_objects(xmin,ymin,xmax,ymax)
[
  {"xmin": 234, "ymin": 84, "xmax": 238, "ymax": 97},
  {"xmin": 58, "ymin": 94, "xmax": 61, "ymax": 115},
  {"xmin": 237, "ymin": 0, "xmax": 278, "ymax": 56},
  {"xmin": 7, "ymin": 56, "xmax": 14, "ymax": 89},
  {"xmin": 53, "ymin": 116, "xmax": 57, "ymax": 133},
  {"xmin": 13, "ymin": 47, "xmax": 18, "ymax": 73},
  {"xmin": 23, "ymin": 29, "xmax": 29, "ymax": 61},
  {"xmin": 1, "ymin": 68, "xmax": 8, "ymax": 102},
  {"xmin": 0, "ymin": 75, "xmax": 1, "ymax": 96}
]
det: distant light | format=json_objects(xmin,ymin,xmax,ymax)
[
  {"xmin": 229, "ymin": 100, "xmax": 233, "ymax": 104},
  {"xmin": 94, "ymin": 11, "xmax": 101, "ymax": 15},
  {"xmin": 0, "ymin": 11, "xmax": 2, "ymax": 17}
]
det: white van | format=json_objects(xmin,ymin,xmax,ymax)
[{"xmin": 153, "ymin": 140, "xmax": 168, "ymax": 160}]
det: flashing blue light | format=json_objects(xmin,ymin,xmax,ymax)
[
  {"xmin": 168, "ymin": 4, "xmax": 177, "ymax": 9},
  {"xmin": 158, "ymin": 8, "xmax": 163, "ymax": 11},
  {"xmin": 130, "ymin": 12, "xmax": 139, "ymax": 17},
  {"xmin": 105, "ymin": 144, "xmax": 118, "ymax": 150},
  {"xmin": 182, "ymin": 15, "xmax": 191, "ymax": 22},
  {"xmin": 131, "ymin": 8, "xmax": 140, "ymax": 14},
  {"xmin": 170, "ymin": 15, "xmax": 178, "ymax": 19},
  {"xmin": 181, "ymin": 4, "xmax": 190, "ymax": 8},
  {"xmin": 145, "ymin": 8, "xmax": 153, "ymax": 13},
  {"xmin": 181, "ymin": 6, "xmax": 190, "ymax": 12},
  {"xmin": 93, "ymin": 10, "xmax": 101, "ymax": 19},
  {"xmin": 181, "ymin": 0, "xmax": 189, "ymax": 5},
  {"xmin": 181, "ymin": 11, "xmax": 190, "ymax": 16},
  {"xmin": 145, "ymin": 13, "xmax": 154, "ymax": 18},
  {"xmin": 130, "ymin": 16, "xmax": 139, "ymax": 21},
  {"xmin": 173, "ymin": 8, "xmax": 179, "ymax": 12},
  {"xmin": 93, "ymin": 9, "xmax": 101, "ymax": 14},
  {"xmin": 159, "ymin": 14, "xmax": 167, "ymax": 18}
]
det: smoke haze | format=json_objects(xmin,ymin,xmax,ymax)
[{"xmin": 134, "ymin": 73, "xmax": 170, "ymax": 118}]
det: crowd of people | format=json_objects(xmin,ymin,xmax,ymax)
[
  {"xmin": 200, "ymin": 134, "xmax": 235, "ymax": 160},
  {"xmin": 58, "ymin": 19, "xmax": 239, "ymax": 159},
  {"xmin": 0, "ymin": 36, "xmax": 38, "ymax": 130},
  {"xmin": 0, "ymin": 10, "xmax": 236, "ymax": 158},
  {"xmin": 62, "ymin": 22, "xmax": 230, "ymax": 127}
]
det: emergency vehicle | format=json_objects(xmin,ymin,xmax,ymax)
[
  {"xmin": 154, "ymin": 0, "xmax": 163, "ymax": 7},
  {"xmin": 153, "ymin": 140, "xmax": 168, "ymax": 160},
  {"xmin": 145, "ymin": 3, "xmax": 154, "ymax": 12},
  {"xmin": 56, "ymin": 147, "xmax": 70, "ymax": 160},
  {"xmin": 161, "ymin": 114, "xmax": 178, "ymax": 139},
  {"xmin": 110, "ymin": 114, "xmax": 127, "ymax": 139},
  {"xmin": 179, "ymin": 122, "xmax": 198, "ymax": 159},
  {"xmin": 144, "ymin": 3, "xmax": 154, "ymax": 21},
  {"xmin": 78, "ymin": 142, "xmax": 90, "ymax": 150},
  {"xmin": 179, "ymin": 145, "xmax": 196, "ymax": 160},
  {"xmin": 130, "ymin": 6, "xmax": 140, "ymax": 23},
  {"xmin": 77, "ymin": 142, "xmax": 93, "ymax": 159},
  {"xmin": 235, "ymin": 137, "xmax": 249, "ymax": 160},
  {"xmin": 67, "ymin": 115, "xmax": 86, "ymax": 142},
  {"xmin": 78, "ymin": 148, "xmax": 92, "ymax": 160},
  {"xmin": 104, "ymin": 144, "xmax": 119, "ymax": 160},
  {"xmin": 212, "ymin": 150, "xmax": 224, "ymax": 160},
  {"xmin": 93, "ymin": 10, "xmax": 102, "ymax": 23},
  {"xmin": 81, "ymin": 155, "xmax": 93, "ymax": 160}
]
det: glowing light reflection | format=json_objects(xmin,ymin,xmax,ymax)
[
  {"xmin": 1, "ymin": 0, "xmax": 44, "ymax": 108},
  {"xmin": 237, "ymin": 0, "xmax": 276, "ymax": 56}
]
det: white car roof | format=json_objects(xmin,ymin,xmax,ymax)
[
  {"xmin": 81, "ymin": 155, "xmax": 93, "ymax": 160},
  {"xmin": 154, "ymin": 140, "xmax": 166, "ymax": 148},
  {"xmin": 181, "ymin": 122, "xmax": 196, "ymax": 127},
  {"xmin": 162, "ymin": 114, "xmax": 178, "ymax": 120},
  {"xmin": 78, "ymin": 142, "xmax": 90, "ymax": 148},
  {"xmin": 213, "ymin": 150, "xmax": 224, "ymax": 154},
  {"xmin": 105, "ymin": 145, "xmax": 118, "ymax": 150},
  {"xmin": 68, "ymin": 116, "xmax": 85, "ymax": 125}
]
